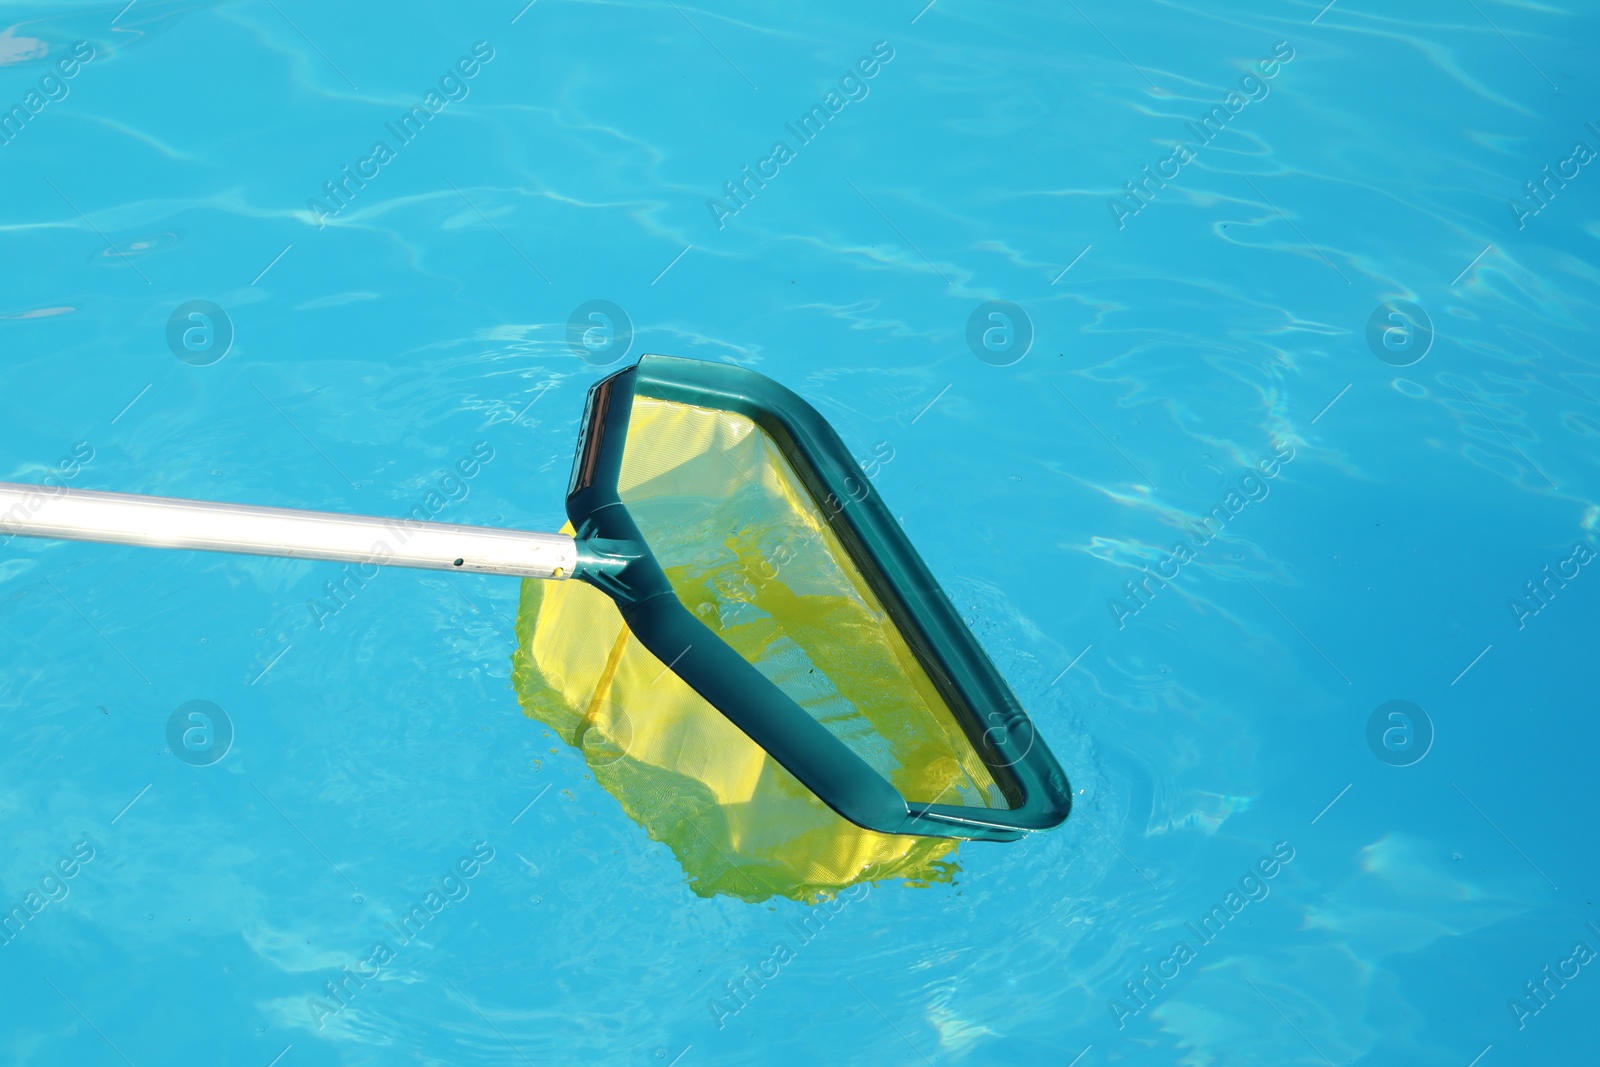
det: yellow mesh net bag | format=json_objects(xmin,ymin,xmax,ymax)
[{"xmin": 510, "ymin": 395, "xmax": 996, "ymax": 903}]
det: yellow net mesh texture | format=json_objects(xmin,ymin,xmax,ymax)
[
  {"xmin": 615, "ymin": 395, "xmax": 1005, "ymax": 810},
  {"xmin": 512, "ymin": 551, "xmax": 958, "ymax": 903}
]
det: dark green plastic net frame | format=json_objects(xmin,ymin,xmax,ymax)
[{"xmin": 566, "ymin": 355, "xmax": 1072, "ymax": 842}]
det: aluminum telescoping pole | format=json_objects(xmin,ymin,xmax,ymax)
[{"xmin": 0, "ymin": 482, "xmax": 577, "ymax": 580}]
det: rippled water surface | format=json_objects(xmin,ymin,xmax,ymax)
[{"xmin": 2, "ymin": 1, "xmax": 1599, "ymax": 1064}]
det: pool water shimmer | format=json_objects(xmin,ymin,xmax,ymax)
[{"xmin": 1, "ymin": 1, "xmax": 1598, "ymax": 1065}]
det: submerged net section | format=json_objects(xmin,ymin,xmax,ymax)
[
  {"xmin": 615, "ymin": 394, "xmax": 1007, "ymax": 811},
  {"xmin": 511, "ymin": 552, "xmax": 959, "ymax": 903}
]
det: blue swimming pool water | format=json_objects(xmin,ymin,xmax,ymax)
[{"xmin": 3, "ymin": 1, "xmax": 1598, "ymax": 1064}]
